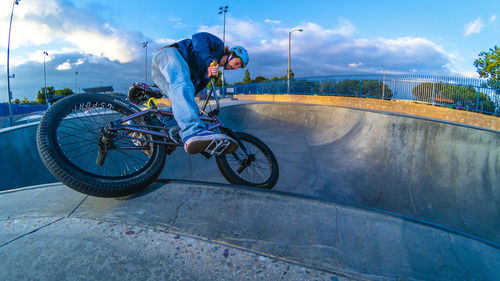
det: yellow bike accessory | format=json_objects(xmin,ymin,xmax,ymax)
[
  {"xmin": 147, "ymin": 97, "xmax": 157, "ymax": 109},
  {"xmin": 210, "ymin": 60, "xmax": 218, "ymax": 67}
]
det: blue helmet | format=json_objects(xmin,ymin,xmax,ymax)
[{"xmin": 230, "ymin": 46, "xmax": 249, "ymax": 68}]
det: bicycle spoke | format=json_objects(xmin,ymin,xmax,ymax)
[
  {"xmin": 64, "ymin": 143, "xmax": 99, "ymax": 157},
  {"xmin": 67, "ymin": 146, "xmax": 99, "ymax": 160},
  {"xmin": 59, "ymin": 118, "xmax": 103, "ymax": 139},
  {"xmin": 230, "ymin": 141, "xmax": 271, "ymax": 184},
  {"xmin": 53, "ymin": 102, "xmax": 156, "ymax": 179},
  {"xmin": 68, "ymin": 112, "xmax": 100, "ymax": 134},
  {"xmin": 58, "ymin": 133, "xmax": 96, "ymax": 144},
  {"xmin": 108, "ymin": 151, "xmax": 123, "ymax": 176},
  {"xmin": 83, "ymin": 139, "xmax": 97, "ymax": 171},
  {"xmin": 118, "ymin": 150, "xmax": 148, "ymax": 169}
]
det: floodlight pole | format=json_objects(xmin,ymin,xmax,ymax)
[
  {"xmin": 143, "ymin": 41, "xmax": 148, "ymax": 84},
  {"xmin": 219, "ymin": 6, "xmax": 228, "ymax": 97},
  {"xmin": 6, "ymin": 0, "xmax": 20, "ymax": 126}
]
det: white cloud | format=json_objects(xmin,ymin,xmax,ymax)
[
  {"xmin": 56, "ymin": 60, "xmax": 72, "ymax": 71},
  {"xmin": 1, "ymin": 11, "xmax": 459, "ymax": 101},
  {"xmin": 0, "ymin": 0, "xmax": 60, "ymax": 20},
  {"xmin": 449, "ymin": 70, "xmax": 479, "ymax": 78},
  {"xmin": 335, "ymin": 18, "xmax": 355, "ymax": 36},
  {"xmin": 154, "ymin": 38, "xmax": 177, "ymax": 46},
  {"xmin": 0, "ymin": 0, "xmax": 141, "ymax": 63},
  {"xmin": 0, "ymin": 49, "xmax": 79, "ymax": 67},
  {"xmin": 490, "ymin": 14, "xmax": 497, "ymax": 23},
  {"xmin": 55, "ymin": 58, "xmax": 86, "ymax": 71},
  {"xmin": 199, "ymin": 16, "xmax": 265, "ymax": 42},
  {"xmin": 464, "ymin": 18, "xmax": 484, "ymax": 37},
  {"xmin": 221, "ymin": 19, "xmax": 451, "ymax": 77},
  {"xmin": 349, "ymin": 62, "xmax": 363, "ymax": 68},
  {"xmin": 65, "ymin": 30, "xmax": 136, "ymax": 63},
  {"xmin": 168, "ymin": 17, "xmax": 182, "ymax": 22},
  {"xmin": 264, "ymin": 19, "xmax": 281, "ymax": 24},
  {"xmin": 167, "ymin": 16, "xmax": 187, "ymax": 29}
]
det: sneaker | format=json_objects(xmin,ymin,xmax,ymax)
[{"xmin": 183, "ymin": 130, "xmax": 238, "ymax": 154}]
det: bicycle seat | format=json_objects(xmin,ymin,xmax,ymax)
[{"xmin": 127, "ymin": 82, "xmax": 163, "ymax": 105}]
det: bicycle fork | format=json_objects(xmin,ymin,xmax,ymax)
[
  {"xmin": 96, "ymin": 126, "xmax": 116, "ymax": 166},
  {"xmin": 219, "ymin": 127, "xmax": 255, "ymax": 174}
]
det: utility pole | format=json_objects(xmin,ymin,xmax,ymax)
[
  {"xmin": 43, "ymin": 51, "xmax": 49, "ymax": 105},
  {"xmin": 75, "ymin": 71, "xmax": 78, "ymax": 94},
  {"xmin": 381, "ymin": 65, "xmax": 386, "ymax": 99},
  {"xmin": 288, "ymin": 28, "xmax": 303, "ymax": 94}
]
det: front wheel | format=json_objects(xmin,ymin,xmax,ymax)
[
  {"xmin": 215, "ymin": 132, "xmax": 279, "ymax": 189},
  {"xmin": 36, "ymin": 93, "xmax": 166, "ymax": 197}
]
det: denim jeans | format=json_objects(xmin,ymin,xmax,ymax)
[{"xmin": 152, "ymin": 48, "xmax": 206, "ymax": 141}]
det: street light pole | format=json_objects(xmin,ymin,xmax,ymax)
[
  {"xmin": 218, "ymin": 6, "xmax": 228, "ymax": 97},
  {"xmin": 6, "ymin": 0, "xmax": 20, "ymax": 126},
  {"xmin": 43, "ymin": 51, "xmax": 49, "ymax": 105},
  {"xmin": 288, "ymin": 28, "xmax": 303, "ymax": 94},
  {"xmin": 142, "ymin": 41, "xmax": 148, "ymax": 84}
]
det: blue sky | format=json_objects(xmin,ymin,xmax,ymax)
[{"xmin": 0, "ymin": 0, "xmax": 499, "ymax": 102}]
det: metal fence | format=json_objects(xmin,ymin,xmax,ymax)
[{"xmin": 233, "ymin": 74, "xmax": 500, "ymax": 116}]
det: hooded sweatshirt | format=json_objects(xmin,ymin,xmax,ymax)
[{"xmin": 170, "ymin": 32, "xmax": 224, "ymax": 94}]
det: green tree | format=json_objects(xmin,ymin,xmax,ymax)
[
  {"xmin": 242, "ymin": 69, "xmax": 251, "ymax": 84},
  {"xmin": 36, "ymin": 86, "xmax": 55, "ymax": 105},
  {"xmin": 21, "ymin": 97, "xmax": 29, "ymax": 104},
  {"xmin": 251, "ymin": 76, "xmax": 268, "ymax": 83},
  {"xmin": 412, "ymin": 82, "xmax": 496, "ymax": 113},
  {"xmin": 333, "ymin": 80, "xmax": 392, "ymax": 98},
  {"xmin": 474, "ymin": 45, "xmax": 500, "ymax": 89},
  {"xmin": 362, "ymin": 80, "xmax": 393, "ymax": 98},
  {"xmin": 54, "ymin": 88, "xmax": 74, "ymax": 98},
  {"xmin": 212, "ymin": 73, "xmax": 223, "ymax": 87},
  {"xmin": 207, "ymin": 73, "xmax": 228, "ymax": 87},
  {"xmin": 14, "ymin": 98, "xmax": 20, "ymax": 104},
  {"xmin": 270, "ymin": 72, "xmax": 289, "ymax": 81}
]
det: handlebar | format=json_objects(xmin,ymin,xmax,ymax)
[{"xmin": 200, "ymin": 60, "xmax": 221, "ymax": 116}]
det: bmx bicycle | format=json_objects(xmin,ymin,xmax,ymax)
[{"xmin": 36, "ymin": 79, "xmax": 279, "ymax": 197}]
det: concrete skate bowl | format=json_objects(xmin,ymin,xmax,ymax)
[
  {"xmin": 1, "ymin": 102, "xmax": 499, "ymax": 247},
  {"xmin": 214, "ymin": 103, "xmax": 499, "ymax": 246}
]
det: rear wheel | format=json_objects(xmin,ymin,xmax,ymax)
[
  {"xmin": 215, "ymin": 132, "xmax": 279, "ymax": 189},
  {"xmin": 36, "ymin": 93, "xmax": 166, "ymax": 197}
]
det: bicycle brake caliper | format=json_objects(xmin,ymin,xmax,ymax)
[{"xmin": 204, "ymin": 139, "xmax": 231, "ymax": 156}]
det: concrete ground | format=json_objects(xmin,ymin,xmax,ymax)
[
  {"xmin": 1, "ymin": 100, "xmax": 499, "ymax": 280},
  {"xmin": 1, "ymin": 182, "xmax": 499, "ymax": 280}
]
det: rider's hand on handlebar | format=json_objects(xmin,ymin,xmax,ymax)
[{"xmin": 208, "ymin": 62, "xmax": 219, "ymax": 78}]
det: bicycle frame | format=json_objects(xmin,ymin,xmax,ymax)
[
  {"xmin": 104, "ymin": 77, "xmax": 250, "ymax": 156},
  {"xmin": 110, "ymin": 107, "xmax": 223, "ymax": 148}
]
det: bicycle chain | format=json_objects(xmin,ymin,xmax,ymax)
[{"xmin": 115, "ymin": 123, "xmax": 179, "ymax": 146}]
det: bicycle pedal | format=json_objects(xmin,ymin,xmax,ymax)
[{"xmin": 204, "ymin": 138, "xmax": 231, "ymax": 156}]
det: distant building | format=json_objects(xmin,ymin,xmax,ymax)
[{"xmin": 82, "ymin": 86, "xmax": 114, "ymax": 94}]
